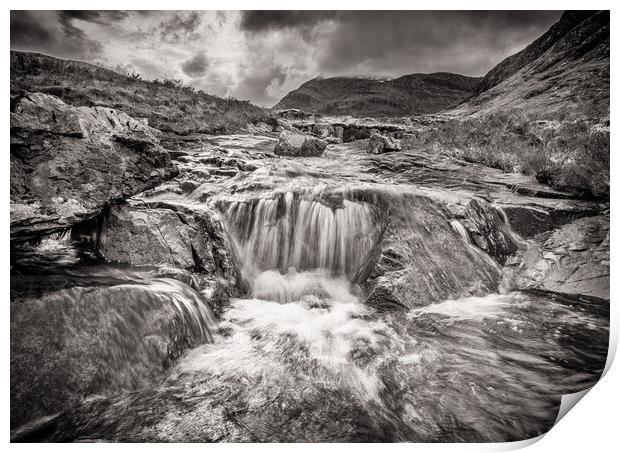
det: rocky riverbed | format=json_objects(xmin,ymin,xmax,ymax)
[{"xmin": 10, "ymin": 93, "xmax": 609, "ymax": 442}]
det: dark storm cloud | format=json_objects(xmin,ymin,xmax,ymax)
[
  {"xmin": 240, "ymin": 11, "xmax": 339, "ymax": 32},
  {"xmin": 241, "ymin": 10, "xmax": 561, "ymax": 77},
  {"xmin": 10, "ymin": 11, "xmax": 53, "ymax": 48},
  {"xmin": 10, "ymin": 10, "xmax": 103, "ymax": 59},
  {"xmin": 182, "ymin": 51, "xmax": 209, "ymax": 77},
  {"xmin": 10, "ymin": 10, "xmax": 564, "ymax": 106}
]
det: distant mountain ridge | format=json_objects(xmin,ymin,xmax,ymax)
[
  {"xmin": 273, "ymin": 72, "xmax": 481, "ymax": 117},
  {"xmin": 451, "ymin": 10, "xmax": 609, "ymax": 117}
]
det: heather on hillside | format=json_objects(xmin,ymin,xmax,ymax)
[
  {"xmin": 10, "ymin": 51, "xmax": 274, "ymax": 135},
  {"xmin": 416, "ymin": 112, "xmax": 609, "ymax": 199}
]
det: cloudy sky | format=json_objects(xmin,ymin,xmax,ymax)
[{"xmin": 11, "ymin": 10, "xmax": 561, "ymax": 106}]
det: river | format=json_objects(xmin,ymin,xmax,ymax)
[{"xmin": 10, "ymin": 133, "xmax": 609, "ymax": 442}]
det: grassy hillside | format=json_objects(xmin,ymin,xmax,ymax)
[
  {"xmin": 431, "ymin": 11, "xmax": 610, "ymax": 200},
  {"xmin": 10, "ymin": 51, "xmax": 274, "ymax": 135},
  {"xmin": 451, "ymin": 11, "xmax": 609, "ymax": 119},
  {"xmin": 274, "ymin": 73, "xmax": 480, "ymax": 117},
  {"xmin": 418, "ymin": 113, "xmax": 609, "ymax": 199}
]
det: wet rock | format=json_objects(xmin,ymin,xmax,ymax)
[
  {"xmin": 461, "ymin": 199, "xmax": 520, "ymax": 264},
  {"xmin": 515, "ymin": 215, "xmax": 609, "ymax": 299},
  {"xmin": 354, "ymin": 193, "xmax": 504, "ymax": 310},
  {"xmin": 343, "ymin": 126, "xmax": 372, "ymax": 142},
  {"xmin": 10, "ymin": 92, "xmax": 177, "ymax": 241},
  {"xmin": 500, "ymin": 206, "xmax": 555, "ymax": 237},
  {"xmin": 366, "ymin": 133, "xmax": 402, "ymax": 154},
  {"xmin": 10, "ymin": 278, "xmax": 215, "ymax": 428},
  {"xmin": 500, "ymin": 204, "xmax": 598, "ymax": 238},
  {"xmin": 99, "ymin": 202, "xmax": 242, "ymax": 293},
  {"xmin": 274, "ymin": 131, "xmax": 327, "ymax": 157}
]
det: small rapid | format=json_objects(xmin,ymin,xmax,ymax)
[
  {"xmin": 10, "ymin": 238, "xmax": 218, "ymax": 429},
  {"xmin": 10, "ymin": 134, "xmax": 609, "ymax": 443},
  {"xmin": 120, "ymin": 183, "xmax": 605, "ymax": 442},
  {"xmin": 36, "ymin": 276, "xmax": 606, "ymax": 442}
]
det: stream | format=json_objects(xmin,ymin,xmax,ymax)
[{"xmin": 10, "ymin": 133, "xmax": 609, "ymax": 442}]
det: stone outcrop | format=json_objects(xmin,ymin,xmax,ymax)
[
  {"xmin": 10, "ymin": 92, "xmax": 177, "ymax": 241},
  {"xmin": 514, "ymin": 215, "xmax": 609, "ymax": 299},
  {"xmin": 290, "ymin": 120, "xmax": 410, "ymax": 143},
  {"xmin": 366, "ymin": 133, "xmax": 402, "ymax": 154},
  {"xmin": 274, "ymin": 131, "xmax": 327, "ymax": 157},
  {"xmin": 10, "ymin": 277, "xmax": 216, "ymax": 428},
  {"xmin": 353, "ymin": 193, "xmax": 511, "ymax": 311},
  {"xmin": 98, "ymin": 202, "xmax": 243, "ymax": 294},
  {"xmin": 460, "ymin": 199, "xmax": 521, "ymax": 264}
]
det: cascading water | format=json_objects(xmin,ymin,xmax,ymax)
[
  {"xmin": 223, "ymin": 191, "xmax": 379, "ymax": 285},
  {"xmin": 10, "ymin": 237, "xmax": 219, "ymax": 429}
]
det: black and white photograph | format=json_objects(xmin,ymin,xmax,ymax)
[{"xmin": 8, "ymin": 6, "xmax": 612, "ymax": 444}]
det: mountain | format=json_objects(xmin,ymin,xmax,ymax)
[
  {"xmin": 10, "ymin": 51, "xmax": 272, "ymax": 134},
  {"xmin": 450, "ymin": 11, "xmax": 609, "ymax": 117},
  {"xmin": 273, "ymin": 73, "xmax": 481, "ymax": 117}
]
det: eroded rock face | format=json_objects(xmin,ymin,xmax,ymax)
[
  {"xmin": 353, "ymin": 193, "xmax": 510, "ymax": 310},
  {"xmin": 10, "ymin": 92, "xmax": 177, "ymax": 241},
  {"xmin": 274, "ymin": 131, "xmax": 327, "ymax": 157},
  {"xmin": 366, "ymin": 133, "xmax": 402, "ymax": 154},
  {"xmin": 460, "ymin": 199, "xmax": 520, "ymax": 265},
  {"xmin": 515, "ymin": 215, "xmax": 609, "ymax": 299},
  {"xmin": 10, "ymin": 278, "xmax": 215, "ymax": 428},
  {"xmin": 98, "ymin": 202, "xmax": 243, "ymax": 295}
]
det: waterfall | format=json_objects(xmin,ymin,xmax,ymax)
[
  {"xmin": 223, "ymin": 192, "xmax": 380, "ymax": 280},
  {"xmin": 449, "ymin": 219, "xmax": 471, "ymax": 244},
  {"xmin": 494, "ymin": 206, "xmax": 530, "ymax": 249}
]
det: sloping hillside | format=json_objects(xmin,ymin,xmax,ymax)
[
  {"xmin": 451, "ymin": 11, "xmax": 609, "ymax": 118},
  {"xmin": 273, "ymin": 73, "xmax": 480, "ymax": 117},
  {"xmin": 10, "ymin": 51, "xmax": 273, "ymax": 134}
]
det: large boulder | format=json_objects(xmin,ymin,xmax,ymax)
[
  {"xmin": 10, "ymin": 277, "xmax": 216, "ymax": 428},
  {"xmin": 97, "ymin": 202, "xmax": 243, "ymax": 296},
  {"xmin": 353, "ymin": 193, "xmax": 511, "ymax": 311},
  {"xmin": 10, "ymin": 92, "xmax": 177, "ymax": 241},
  {"xmin": 366, "ymin": 133, "xmax": 402, "ymax": 154},
  {"xmin": 274, "ymin": 131, "xmax": 327, "ymax": 157}
]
